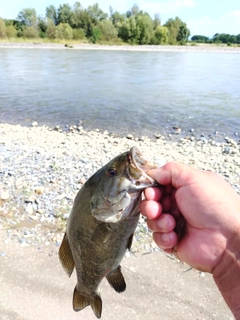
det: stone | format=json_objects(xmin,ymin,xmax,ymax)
[
  {"xmin": 1, "ymin": 191, "xmax": 10, "ymax": 200},
  {"xmin": 79, "ymin": 177, "xmax": 86, "ymax": 185},
  {"xmin": 35, "ymin": 186, "xmax": 45, "ymax": 195},
  {"xmin": 26, "ymin": 204, "xmax": 33, "ymax": 215},
  {"xmin": 126, "ymin": 134, "xmax": 134, "ymax": 140}
]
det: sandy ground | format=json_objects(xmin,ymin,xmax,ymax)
[
  {"xmin": 0, "ymin": 122, "xmax": 239, "ymax": 320},
  {"xmin": 0, "ymin": 230, "xmax": 233, "ymax": 320},
  {"xmin": 0, "ymin": 41, "xmax": 240, "ymax": 53}
]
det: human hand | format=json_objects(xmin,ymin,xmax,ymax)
[{"xmin": 140, "ymin": 161, "xmax": 240, "ymax": 273}]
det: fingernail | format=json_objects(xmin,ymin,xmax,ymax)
[{"xmin": 161, "ymin": 234, "xmax": 169, "ymax": 242}]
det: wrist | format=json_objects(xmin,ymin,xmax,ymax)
[{"xmin": 213, "ymin": 231, "xmax": 240, "ymax": 318}]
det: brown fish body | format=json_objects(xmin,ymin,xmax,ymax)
[
  {"xmin": 67, "ymin": 180, "xmax": 140, "ymax": 293},
  {"xmin": 59, "ymin": 147, "xmax": 156, "ymax": 318}
]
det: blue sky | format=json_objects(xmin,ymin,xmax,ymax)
[{"xmin": 0, "ymin": 0, "xmax": 239, "ymax": 37}]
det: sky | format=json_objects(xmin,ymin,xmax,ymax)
[{"xmin": 0, "ymin": 0, "xmax": 239, "ymax": 37}]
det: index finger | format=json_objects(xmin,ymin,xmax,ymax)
[
  {"xmin": 147, "ymin": 161, "xmax": 200, "ymax": 188},
  {"xmin": 144, "ymin": 186, "xmax": 164, "ymax": 201}
]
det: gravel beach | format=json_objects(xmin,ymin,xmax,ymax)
[
  {"xmin": 0, "ymin": 123, "xmax": 239, "ymax": 319},
  {"xmin": 1, "ymin": 41, "xmax": 240, "ymax": 53},
  {"xmin": 1, "ymin": 122, "xmax": 239, "ymax": 251}
]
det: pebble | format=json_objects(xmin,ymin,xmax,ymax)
[
  {"xmin": 25, "ymin": 204, "xmax": 33, "ymax": 215},
  {"xmin": 0, "ymin": 123, "xmax": 239, "ymax": 252},
  {"xmin": 1, "ymin": 191, "xmax": 10, "ymax": 200},
  {"xmin": 126, "ymin": 134, "xmax": 134, "ymax": 140}
]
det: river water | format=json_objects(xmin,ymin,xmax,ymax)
[{"xmin": 0, "ymin": 48, "xmax": 239, "ymax": 140}]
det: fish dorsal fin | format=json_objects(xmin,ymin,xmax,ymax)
[
  {"xmin": 127, "ymin": 233, "xmax": 134, "ymax": 250},
  {"xmin": 90, "ymin": 294, "xmax": 102, "ymax": 319},
  {"xmin": 91, "ymin": 223, "xmax": 112, "ymax": 243},
  {"xmin": 58, "ymin": 233, "xmax": 75, "ymax": 277},
  {"xmin": 73, "ymin": 287, "xmax": 90, "ymax": 311},
  {"xmin": 106, "ymin": 266, "xmax": 126, "ymax": 293}
]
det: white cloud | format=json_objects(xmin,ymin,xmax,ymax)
[
  {"xmin": 228, "ymin": 10, "xmax": 240, "ymax": 17},
  {"xmin": 136, "ymin": 0, "xmax": 196, "ymax": 22},
  {"xmin": 187, "ymin": 11, "xmax": 240, "ymax": 37}
]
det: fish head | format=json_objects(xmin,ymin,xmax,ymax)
[{"xmin": 90, "ymin": 146, "xmax": 157, "ymax": 223}]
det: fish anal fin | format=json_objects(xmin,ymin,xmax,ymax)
[
  {"xmin": 73, "ymin": 287, "xmax": 90, "ymax": 311},
  {"xmin": 127, "ymin": 233, "xmax": 134, "ymax": 250},
  {"xmin": 90, "ymin": 293, "xmax": 102, "ymax": 319},
  {"xmin": 58, "ymin": 233, "xmax": 75, "ymax": 277},
  {"xmin": 106, "ymin": 266, "xmax": 126, "ymax": 293},
  {"xmin": 91, "ymin": 223, "xmax": 112, "ymax": 243}
]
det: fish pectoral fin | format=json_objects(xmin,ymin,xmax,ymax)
[
  {"xmin": 58, "ymin": 233, "xmax": 75, "ymax": 277},
  {"xmin": 91, "ymin": 223, "xmax": 112, "ymax": 243},
  {"xmin": 73, "ymin": 288, "xmax": 102, "ymax": 319},
  {"xmin": 106, "ymin": 266, "xmax": 126, "ymax": 293}
]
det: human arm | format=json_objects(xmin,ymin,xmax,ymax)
[{"xmin": 140, "ymin": 162, "xmax": 240, "ymax": 318}]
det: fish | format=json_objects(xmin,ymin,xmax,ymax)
[{"xmin": 59, "ymin": 146, "xmax": 157, "ymax": 318}]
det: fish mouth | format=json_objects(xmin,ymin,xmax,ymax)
[{"xmin": 128, "ymin": 147, "xmax": 158, "ymax": 189}]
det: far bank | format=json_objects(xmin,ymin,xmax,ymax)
[{"xmin": 1, "ymin": 41, "xmax": 240, "ymax": 53}]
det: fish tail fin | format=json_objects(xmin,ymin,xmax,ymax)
[
  {"xmin": 90, "ymin": 293, "xmax": 102, "ymax": 319},
  {"xmin": 73, "ymin": 287, "xmax": 102, "ymax": 319}
]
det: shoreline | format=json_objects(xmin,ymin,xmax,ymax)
[
  {"xmin": 0, "ymin": 122, "xmax": 239, "ymax": 252},
  {"xmin": 0, "ymin": 122, "xmax": 235, "ymax": 319},
  {"xmin": 1, "ymin": 41, "xmax": 240, "ymax": 53}
]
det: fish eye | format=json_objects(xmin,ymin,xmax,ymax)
[{"xmin": 108, "ymin": 169, "xmax": 117, "ymax": 177}]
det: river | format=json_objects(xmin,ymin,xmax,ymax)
[{"xmin": 0, "ymin": 48, "xmax": 239, "ymax": 140}]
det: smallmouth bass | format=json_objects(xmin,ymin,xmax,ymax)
[{"xmin": 59, "ymin": 146, "xmax": 157, "ymax": 318}]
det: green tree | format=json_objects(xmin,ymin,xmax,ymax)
[
  {"xmin": 0, "ymin": 18, "xmax": 6, "ymax": 38},
  {"xmin": 38, "ymin": 16, "xmax": 47, "ymax": 38},
  {"xmin": 46, "ymin": 5, "xmax": 58, "ymax": 25},
  {"xmin": 213, "ymin": 33, "xmax": 236, "ymax": 44},
  {"xmin": 46, "ymin": 19, "xmax": 57, "ymax": 39},
  {"xmin": 91, "ymin": 26, "xmax": 101, "ymax": 43},
  {"xmin": 177, "ymin": 24, "xmax": 190, "ymax": 43},
  {"xmin": 6, "ymin": 25, "xmax": 17, "ymax": 38},
  {"xmin": 98, "ymin": 19, "xmax": 118, "ymax": 41},
  {"xmin": 110, "ymin": 10, "xmax": 125, "ymax": 28},
  {"xmin": 17, "ymin": 8, "xmax": 38, "ymax": 27},
  {"xmin": 191, "ymin": 35, "xmax": 209, "ymax": 43},
  {"xmin": 236, "ymin": 34, "xmax": 240, "ymax": 44},
  {"xmin": 57, "ymin": 4, "xmax": 74, "ymax": 26},
  {"xmin": 71, "ymin": 1, "xmax": 83, "ymax": 28},
  {"xmin": 131, "ymin": 4, "xmax": 140, "ymax": 16},
  {"xmin": 153, "ymin": 13, "xmax": 161, "ymax": 29},
  {"xmin": 136, "ymin": 13, "xmax": 154, "ymax": 44},
  {"xmin": 72, "ymin": 28, "xmax": 86, "ymax": 40},
  {"xmin": 55, "ymin": 22, "xmax": 73, "ymax": 39},
  {"xmin": 22, "ymin": 26, "xmax": 39, "ymax": 38},
  {"xmin": 118, "ymin": 16, "xmax": 139, "ymax": 44},
  {"xmin": 87, "ymin": 3, "xmax": 108, "ymax": 23},
  {"xmin": 164, "ymin": 16, "xmax": 189, "ymax": 44},
  {"xmin": 152, "ymin": 25, "xmax": 168, "ymax": 44}
]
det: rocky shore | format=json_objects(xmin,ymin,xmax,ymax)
[
  {"xmin": 1, "ymin": 41, "xmax": 240, "ymax": 53},
  {"xmin": 0, "ymin": 122, "xmax": 239, "ymax": 256}
]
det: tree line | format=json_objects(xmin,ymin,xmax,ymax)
[
  {"xmin": 191, "ymin": 34, "xmax": 240, "ymax": 45},
  {"xmin": 0, "ymin": 2, "xmax": 239, "ymax": 45},
  {"xmin": 0, "ymin": 2, "xmax": 190, "ymax": 44}
]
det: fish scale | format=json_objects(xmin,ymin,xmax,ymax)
[{"xmin": 59, "ymin": 146, "xmax": 157, "ymax": 318}]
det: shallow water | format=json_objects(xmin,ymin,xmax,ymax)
[{"xmin": 0, "ymin": 48, "xmax": 239, "ymax": 140}]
